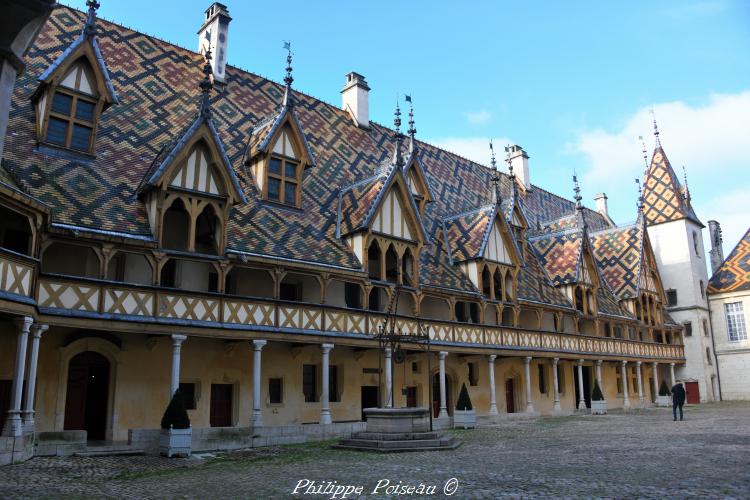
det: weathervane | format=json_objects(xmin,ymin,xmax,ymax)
[{"xmin": 83, "ymin": 0, "xmax": 100, "ymax": 38}]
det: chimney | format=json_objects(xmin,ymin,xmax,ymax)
[
  {"xmin": 594, "ymin": 193, "xmax": 609, "ymax": 217},
  {"xmin": 508, "ymin": 145, "xmax": 530, "ymax": 190},
  {"xmin": 341, "ymin": 72, "xmax": 370, "ymax": 128},
  {"xmin": 198, "ymin": 3, "xmax": 231, "ymax": 83},
  {"xmin": 708, "ymin": 220, "xmax": 724, "ymax": 274}
]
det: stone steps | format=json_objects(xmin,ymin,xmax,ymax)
[
  {"xmin": 333, "ymin": 436, "xmax": 459, "ymax": 452},
  {"xmin": 351, "ymin": 431, "xmax": 442, "ymax": 441},
  {"xmin": 74, "ymin": 443, "xmax": 144, "ymax": 457}
]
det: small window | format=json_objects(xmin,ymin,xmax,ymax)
[
  {"xmin": 411, "ymin": 361, "xmax": 421, "ymax": 374},
  {"xmin": 699, "ymin": 280, "xmax": 705, "ymax": 299},
  {"xmin": 725, "ymin": 302, "xmax": 747, "ymax": 342},
  {"xmin": 693, "ymin": 231, "xmax": 700, "ymax": 257},
  {"xmin": 706, "ymin": 347, "xmax": 712, "ymax": 365},
  {"xmin": 683, "ymin": 322, "xmax": 692, "ymax": 337},
  {"xmin": 329, "ymin": 365, "xmax": 340, "ymax": 403},
  {"xmin": 468, "ymin": 362, "xmax": 478, "ymax": 386},
  {"xmin": 538, "ymin": 364, "xmax": 547, "ymax": 394},
  {"xmin": 179, "ymin": 382, "xmax": 197, "ymax": 410},
  {"xmin": 45, "ymin": 89, "xmax": 97, "ymax": 153},
  {"xmin": 269, "ymin": 378, "xmax": 283, "ymax": 404},
  {"xmin": 666, "ymin": 289, "xmax": 677, "ymax": 307},
  {"xmin": 265, "ymin": 127, "xmax": 301, "ymax": 206},
  {"xmin": 303, "ymin": 364, "xmax": 317, "ymax": 402},
  {"xmin": 702, "ymin": 319, "xmax": 709, "ymax": 337}
]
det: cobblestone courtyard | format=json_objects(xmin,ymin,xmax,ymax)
[{"xmin": 2, "ymin": 402, "xmax": 749, "ymax": 499}]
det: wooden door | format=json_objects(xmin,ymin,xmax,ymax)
[
  {"xmin": 685, "ymin": 381, "xmax": 700, "ymax": 404},
  {"xmin": 406, "ymin": 386, "xmax": 417, "ymax": 407},
  {"xmin": 64, "ymin": 352, "xmax": 109, "ymax": 441},
  {"xmin": 210, "ymin": 384, "xmax": 233, "ymax": 427},
  {"xmin": 505, "ymin": 379, "xmax": 515, "ymax": 413}
]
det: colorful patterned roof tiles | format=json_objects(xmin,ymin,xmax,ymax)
[
  {"xmin": 529, "ymin": 231, "xmax": 583, "ymax": 286},
  {"xmin": 590, "ymin": 223, "xmax": 644, "ymax": 300},
  {"xmin": 708, "ymin": 227, "xmax": 750, "ymax": 293},
  {"xmin": 641, "ymin": 146, "xmax": 701, "ymax": 227},
  {"xmin": 443, "ymin": 205, "xmax": 494, "ymax": 263}
]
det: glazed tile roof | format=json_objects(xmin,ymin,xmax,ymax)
[
  {"xmin": 708, "ymin": 227, "xmax": 750, "ymax": 294},
  {"xmin": 529, "ymin": 230, "xmax": 583, "ymax": 286},
  {"xmin": 641, "ymin": 146, "xmax": 701, "ymax": 227},
  {"xmin": 590, "ymin": 223, "xmax": 644, "ymax": 300},
  {"xmin": 4, "ymin": 6, "xmax": 634, "ymax": 309},
  {"xmin": 443, "ymin": 205, "xmax": 494, "ymax": 263}
]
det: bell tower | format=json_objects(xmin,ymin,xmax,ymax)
[{"xmin": 641, "ymin": 122, "xmax": 718, "ymax": 402}]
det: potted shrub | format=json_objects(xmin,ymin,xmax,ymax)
[
  {"xmin": 590, "ymin": 379, "xmax": 607, "ymax": 415},
  {"xmin": 453, "ymin": 383, "xmax": 476, "ymax": 429},
  {"xmin": 656, "ymin": 380, "xmax": 671, "ymax": 407},
  {"xmin": 159, "ymin": 389, "xmax": 192, "ymax": 457}
]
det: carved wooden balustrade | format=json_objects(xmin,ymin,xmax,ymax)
[{"xmin": 35, "ymin": 275, "xmax": 685, "ymax": 360}]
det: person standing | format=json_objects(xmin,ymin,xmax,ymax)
[{"xmin": 671, "ymin": 380, "xmax": 686, "ymax": 421}]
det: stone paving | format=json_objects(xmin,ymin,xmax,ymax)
[{"xmin": 1, "ymin": 402, "xmax": 749, "ymax": 499}]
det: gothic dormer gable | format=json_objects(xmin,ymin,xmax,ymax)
[
  {"xmin": 32, "ymin": 2, "xmax": 118, "ymax": 155},
  {"xmin": 245, "ymin": 108, "xmax": 315, "ymax": 207},
  {"xmin": 402, "ymin": 154, "xmax": 433, "ymax": 216}
]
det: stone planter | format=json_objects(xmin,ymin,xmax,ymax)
[
  {"xmin": 591, "ymin": 399, "xmax": 608, "ymax": 415},
  {"xmin": 453, "ymin": 409, "xmax": 476, "ymax": 429},
  {"xmin": 159, "ymin": 427, "xmax": 192, "ymax": 457},
  {"xmin": 656, "ymin": 395, "xmax": 671, "ymax": 407}
]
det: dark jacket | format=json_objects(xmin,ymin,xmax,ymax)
[{"xmin": 671, "ymin": 383, "xmax": 686, "ymax": 404}]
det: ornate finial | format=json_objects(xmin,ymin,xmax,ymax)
[
  {"xmin": 393, "ymin": 100, "xmax": 403, "ymax": 166},
  {"xmin": 83, "ymin": 0, "xmax": 100, "ymax": 38},
  {"xmin": 405, "ymin": 95, "xmax": 416, "ymax": 154},
  {"xmin": 199, "ymin": 48, "xmax": 214, "ymax": 118},
  {"xmin": 638, "ymin": 135, "xmax": 649, "ymax": 171},
  {"xmin": 573, "ymin": 172, "xmax": 582, "ymax": 209},
  {"xmin": 489, "ymin": 141, "xmax": 500, "ymax": 204},
  {"xmin": 650, "ymin": 109, "xmax": 661, "ymax": 147},
  {"xmin": 282, "ymin": 41, "xmax": 294, "ymax": 107},
  {"xmin": 505, "ymin": 144, "xmax": 515, "ymax": 180},
  {"xmin": 635, "ymin": 178, "xmax": 644, "ymax": 210},
  {"xmin": 682, "ymin": 165, "xmax": 691, "ymax": 203}
]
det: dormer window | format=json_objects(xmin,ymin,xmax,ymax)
[
  {"xmin": 267, "ymin": 129, "xmax": 302, "ymax": 206},
  {"xmin": 39, "ymin": 61, "xmax": 101, "ymax": 154}
]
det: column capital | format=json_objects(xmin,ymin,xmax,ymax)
[
  {"xmin": 577, "ymin": 358, "xmax": 585, "ymax": 366},
  {"xmin": 321, "ymin": 343, "xmax": 334, "ymax": 354},
  {"xmin": 636, "ymin": 360, "xmax": 642, "ymax": 367},
  {"xmin": 523, "ymin": 356, "xmax": 532, "ymax": 364},
  {"xmin": 488, "ymin": 354, "xmax": 497, "ymax": 363},
  {"xmin": 621, "ymin": 360, "xmax": 628, "ymax": 366},
  {"xmin": 171, "ymin": 334, "xmax": 187, "ymax": 346},
  {"xmin": 439, "ymin": 351, "xmax": 448, "ymax": 360},
  {"xmin": 669, "ymin": 362, "xmax": 675, "ymax": 367},
  {"xmin": 596, "ymin": 359, "xmax": 603, "ymax": 367},
  {"xmin": 552, "ymin": 357, "xmax": 559, "ymax": 365},
  {"xmin": 31, "ymin": 323, "xmax": 48, "ymax": 338},
  {"xmin": 252, "ymin": 339, "xmax": 267, "ymax": 350},
  {"xmin": 14, "ymin": 316, "xmax": 33, "ymax": 333},
  {"xmin": 652, "ymin": 361, "xmax": 658, "ymax": 367}
]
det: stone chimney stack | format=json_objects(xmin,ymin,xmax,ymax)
[
  {"xmin": 341, "ymin": 72, "xmax": 370, "ymax": 128},
  {"xmin": 198, "ymin": 3, "xmax": 231, "ymax": 83},
  {"xmin": 508, "ymin": 145, "xmax": 530, "ymax": 190},
  {"xmin": 594, "ymin": 193, "xmax": 609, "ymax": 217},
  {"xmin": 708, "ymin": 220, "xmax": 724, "ymax": 274}
]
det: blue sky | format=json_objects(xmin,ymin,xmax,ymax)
[{"xmin": 64, "ymin": 0, "xmax": 750, "ymax": 262}]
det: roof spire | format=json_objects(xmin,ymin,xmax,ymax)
[
  {"xmin": 505, "ymin": 144, "xmax": 515, "ymax": 181},
  {"xmin": 393, "ymin": 100, "xmax": 403, "ymax": 166},
  {"xmin": 682, "ymin": 165, "xmax": 691, "ymax": 203},
  {"xmin": 282, "ymin": 41, "xmax": 294, "ymax": 108},
  {"xmin": 405, "ymin": 95, "xmax": 416, "ymax": 154},
  {"xmin": 650, "ymin": 109, "xmax": 661, "ymax": 147},
  {"xmin": 83, "ymin": 0, "xmax": 100, "ymax": 38},
  {"xmin": 489, "ymin": 140, "xmax": 500, "ymax": 205},
  {"xmin": 638, "ymin": 135, "xmax": 649, "ymax": 172},
  {"xmin": 635, "ymin": 177, "xmax": 644, "ymax": 211},
  {"xmin": 573, "ymin": 172, "xmax": 582, "ymax": 210},
  {"xmin": 199, "ymin": 47, "xmax": 214, "ymax": 118}
]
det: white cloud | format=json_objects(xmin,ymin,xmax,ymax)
[
  {"xmin": 428, "ymin": 136, "xmax": 513, "ymax": 167},
  {"xmin": 464, "ymin": 110, "xmax": 492, "ymax": 125},
  {"xmin": 570, "ymin": 90, "xmax": 750, "ymax": 252}
]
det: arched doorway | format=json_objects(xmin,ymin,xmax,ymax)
[
  {"xmin": 64, "ymin": 351, "xmax": 110, "ymax": 441},
  {"xmin": 432, "ymin": 372, "xmax": 452, "ymax": 417}
]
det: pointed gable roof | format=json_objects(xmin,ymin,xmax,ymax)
[
  {"xmin": 530, "ymin": 229, "xmax": 583, "ymax": 286},
  {"xmin": 442, "ymin": 203, "xmax": 517, "ymax": 264},
  {"xmin": 590, "ymin": 223, "xmax": 644, "ymax": 300},
  {"xmin": 641, "ymin": 146, "xmax": 701, "ymax": 227},
  {"xmin": 708, "ymin": 227, "xmax": 750, "ymax": 293},
  {"xmin": 402, "ymin": 152, "xmax": 435, "ymax": 201},
  {"xmin": 245, "ymin": 103, "xmax": 316, "ymax": 168}
]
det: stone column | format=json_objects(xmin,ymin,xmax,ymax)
[
  {"xmin": 552, "ymin": 358, "xmax": 561, "ymax": 412},
  {"xmin": 669, "ymin": 362, "xmax": 676, "ymax": 387},
  {"xmin": 577, "ymin": 359, "xmax": 586, "ymax": 410},
  {"xmin": 636, "ymin": 361, "xmax": 644, "ymax": 406},
  {"xmin": 523, "ymin": 356, "xmax": 534, "ymax": 413},
  {"xmin": 22, "ymin": 323, "xmax": 48, "ymax": 429},
  {"xmin": 621, "ymin": 361, "xmax": 630, "ymax": 408},
  {"xmin": 3, "ymin": 317, "xmax": 33, "ymax": 437},
  {"xmin": 438, "ymin": 351, "xmax": 448, "ymax": 418},
  {"xmin": 320, "ymin": 343, "xmax": 334, "ymax": 424},
  {"xmin": 652, "ymin": 362, "xmax": 659, "ymax": 397},
  {"xmin": 251, "ymin": 340, "xmax": 267, "ymax": 427},
  {"xmin": 384, "ymin": 347, "xmax": 393, "ymax": 409},
  {"xmin": 488, "ymin": 355, "xmax": 498, "ymax": 415},
  {"xmin": 595, "ymin": 360, "xmax": 603, "ymax": 390},
  {"xmin": 170, "ymin": 334, "xmax": 186, "ymax": 399}
]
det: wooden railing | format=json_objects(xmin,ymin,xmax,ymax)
[
  {"xmin": 0, "ymin": 249, "xmax": 36, "ymax": 299},
  {"xmin": 36, "ymin": 275, "xmax": 685, "ymax": 360}
]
